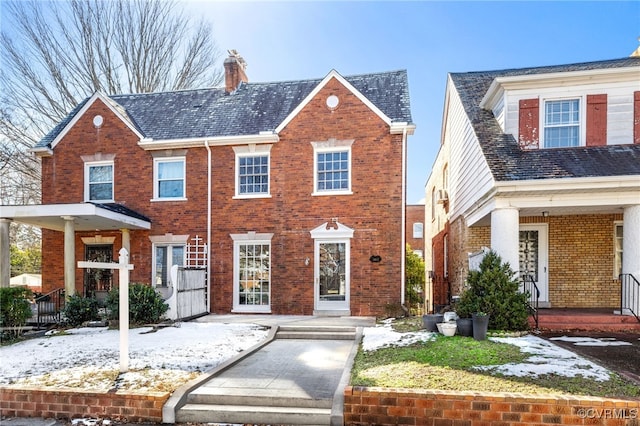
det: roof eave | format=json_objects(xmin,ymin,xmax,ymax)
[{"xmin": 138, "ymin": 132, "xmax": 280, "ymax": 150}]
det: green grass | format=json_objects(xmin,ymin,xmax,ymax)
[{"xmin": 351, "ymin": 329, "xmax": 640, "ymax": 399}]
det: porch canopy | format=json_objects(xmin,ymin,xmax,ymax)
[{"xmin": 0, "ymin": 203, "xmax": 151, "ymax": 294}]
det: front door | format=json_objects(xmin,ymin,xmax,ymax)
[
  {"xmin": 315, "ymin": 240, "xmax": 350, "ymax": 313},
  {"xmin": 519, "ymin": 224, "xmax": 549, "ymax": 307},
  {"xmin": 84, "ymin": 244, "xmax": 113, "ymax": 298}
]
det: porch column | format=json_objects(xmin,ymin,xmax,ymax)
[
  {"xmin": 0, "ymin": 219, "xmax": 11, "ymax": 287},
  {"xmin": 120, "ymin": 228, "xmax": 130, "ymax": 253},
  {"xmin": 62, "ymin": 216, "xmax": 76, "ymax": 297},
  {"xmin": 622, "ymin": 205, "xmax": 640, "ymax": 315},
  {"xmin": 490, "ymin": 208, "xmax": 520, "ymax": 275}
]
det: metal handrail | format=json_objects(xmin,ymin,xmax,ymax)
[
  {"xmin": 521, "ymin": 274, "xmax": 540, "ymax": 329},
  {"xmin": 35, "ymin": 288, "xmax": 65, "ymax": 328},
  {"xmin": 619, "ymin": 273, "xmax": 640, "ymax": 323}
]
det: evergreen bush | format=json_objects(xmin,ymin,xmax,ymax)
[
  {"xmin": 62, "ymin": 295, "xmax": 100, "ymax": 326},
  {"xmin": 456, "ymin": 250, "xmax": 530, "ymax": 331},
  {"xmin": 0, "ymin": 287, "xmax": 33, "ymax": 338},
  {"xmin": 106, "ymin": 283, "xmax": 168, "ymax": 324}
]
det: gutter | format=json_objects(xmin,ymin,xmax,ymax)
[
  {"xmin": 400, "ymin": 126, "xmax": 408, "ymax": 305},
  {"xmin": 204, "ymin": 140, "xmax": 212, "ymax": 313}
]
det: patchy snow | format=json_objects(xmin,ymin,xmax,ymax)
[
  {"xmin": 473, "ymin": 335, "xmax": 612, "ymax": 381},
  {"xmin": 362, "ymin": 323, "xmax": 613, "ymax": 382},
  {"xmin": 0, "ymin": 322, "xmax": 268, "ymax": 392},
  {"xmin": 361, "ymin": 318, "xmax": 435, "ymax": 351},
  {"xmin": 549, "ymin": 336, "xmax": 633, "ymax": 347}
]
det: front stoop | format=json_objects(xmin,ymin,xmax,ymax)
[
  {"xmin": 170, "ymin": 325, "xmax": 362, "ymax": 426},
  {"xmin": 534, "ymin": 309, "xmax": 640, "ymax": 332}
]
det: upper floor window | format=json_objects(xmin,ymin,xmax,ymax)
[
  {"xmin": 311, "ymin": 139, "xmax": 354, "ymax": 196},
  {"xmin": 413, "ymin": 222, "xmax": 423, "ymax": 239},
  {"xmin": 154, "ymin": 157, "xmax": 185, "ymax": 200},
  {"xmin": 85, "ymin": 161, "xmax": 114, "ymax": 202},
  {"xmin": 233, "ymin": 145, "xmax": 272, "ymax": 199},
  {"xmin": 543, "ymin": 99, "xmax": 580, "ymax": 148}
]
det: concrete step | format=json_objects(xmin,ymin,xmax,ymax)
[
  {"xmin": 176, "ymin": 403, "xmax": 331, "ymax": 425},
  {"xmin": 276, "ymin": 325, "xmax": 356, "ymax": 340},
  {"xmin": 187, "ymin": 386, "xmax": 333, "ymax": 409}
]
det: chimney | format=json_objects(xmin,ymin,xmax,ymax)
[{"xmin": 224, "ymin": 49, "xmax": 248, "ymax": 93}]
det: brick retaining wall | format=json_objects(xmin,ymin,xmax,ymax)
[
  {"xmin": 344, "ymin": 386, "xmax": 640, "ymax": 425},
  {"xmin": 0, "ymin": 386, "xmax": 170, "ymax": 423}
]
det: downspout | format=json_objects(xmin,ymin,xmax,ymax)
[
  {"xmin": 205, "ymin": 140, "xmax": 212, "ymax": 312},
  {"xmin": 401, "ymin": 127, "xmax": 408, "ymax": 305}
]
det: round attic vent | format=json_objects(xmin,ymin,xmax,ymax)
[
  {"xmin": 326, "ymin": 95, "xmax": 339, "ymax": 110},
  {"xmin": 93, "ymin": 115, "xmax": 104, "ymax": 128}
]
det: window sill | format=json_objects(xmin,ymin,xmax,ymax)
[
  {"xmin": 311, "ymin": 190, "xmax": 353, "ymax": 197},
  {"xmin": 232, "ymin": 194, "xmax": 272, "ymax": 200},
  {"xmin": 232, "ymin": 307, "xmax": 271, "ymax": 314},
  {"xmin": 150, "ymin": 197, "xmax": 188, "ymax": 202},
  {"xmin": 85, "ymin": 199, "xmax": 115, "ymax": 203}
]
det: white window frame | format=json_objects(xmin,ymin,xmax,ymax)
[
  {"xmin": 233, "ymin": 145, "xmax": 272, "ymax": 199},
  {"xmin": 311, "ymin": 139, "xmax": 354, "ymax": 196},
  {"xmin": 614, "ymin": 222, "xmax": 623, "ymax": 279},
  {"xmin": 152, "ymin": 157, "xmax": 186, "ymax": 201},
  {"xmin": 149, "ymin": 233, "xmax": 189, "ymax": 288},
  {"xmin": 541, "ymin": 97, "xmax": 585, "ymax": 149},
  {"xmin": 413, "ymin": 222, "xmax": 424, "ymax": 239},
  {"xmin": 84, "ymin": 160, "xmax": 114, "ymax": 203},
  {"xmin": 231, "ymin": 232, "xmax": 274, "ymax": 313}
]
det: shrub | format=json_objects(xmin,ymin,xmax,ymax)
[
  {"xmin": 106, "ymin": 283, "xmax": 168, "ymax": 324},
  {"xmin": 62, "ymin": 295, "xmax": 100, "ymax": 327},
  {"xmin": 456, "ymin": 250, "xmax": 530, "ymax": 331},
  {"xmin": 405, "ymin": 244, "xmax": 425, "ymax": 315},
  {"xmin": 0, "ymin": 287, "xmax": 33, "ymax": 338}
]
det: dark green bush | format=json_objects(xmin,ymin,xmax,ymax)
[
  {"xmin": 0, "ymin": 287, "xmax": 33, "ymax": 338},
  {"xmin": 62, "ymin": 294, "xmax": 100, "ymax": 327},
  {"xmin": 106, "ymin": 283, "xmax": 168, "ymax": 324},
  {"xmin": 456, "ymin": 250, "xmax": 530, "ymax": 331}
]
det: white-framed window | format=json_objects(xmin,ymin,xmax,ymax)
[
  {"xmin": 543, "ymin": 98, "xmax": 581, "ymax": 148},
  {"xmin": 413, "ymin": 222, "xmax": 424, "ymax": 239},
  {"xmin": 311, "ymin": 139, "xmax": 354, "ymax": 196},
  {"xmin": 231, "ymin": 232, "xmax": 273, "ymax": 313},
  {"xmin": 413, "ymin": 249, "xmax": 423, "ymax": 259},
  {"xmin": 233, "ymin": 145, "xmax": 272, "ymax": 198},
  {"xmin": 153, "ymin": 157, "xmax": 186, "ymax": 200},
  {"xmin": 150, "ymin": 234, "xmax": 189, "ymax": 288},
  {"xmin": 85, "ymin": 161, "xmax": 114, "ymax": 202},
  {"xmin": 614, "ymin": 222, "xmax": 623, "ymax": 278}
]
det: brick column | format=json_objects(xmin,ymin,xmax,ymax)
[{"xmin": 490, "ymin": 208, "xmax": 520, "ymax": 275}]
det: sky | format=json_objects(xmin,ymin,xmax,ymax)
[{"xmin": 181, "ymin": 0, "xmax": 640, "ymax": 204}]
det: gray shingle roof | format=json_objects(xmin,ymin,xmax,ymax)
[
  {"xmin": 449, "ymin": 57, "xmax": 640, "ymax": 181},
  {"xmin": 36, "ymin": 70, "xmax": 413, "ymax": 148}
]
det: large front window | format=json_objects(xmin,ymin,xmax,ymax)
[
  {"xmin": 85, "ymin": 162, "xmax": 113, "ymax": 202},
  {"xmin": 543, "ymin": 99, "xmax": 580, "ymax": 148},
  {"xmin": 231, "ymin": 232, "xmax": 273, "ymax": 312},
  {"xmin": 154, "ymin": 158, "xmax": 185, "ymax": 199}
]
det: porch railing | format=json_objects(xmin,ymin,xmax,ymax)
[
  {"xmin": 521, "ymin": 274, "xmax": 539, "ymax": 329},
  {"xmin": 35, "ymin": 288, "xmax": 65, "ymax": 328},
  {"xmin": 619, "ymin": 273, "xmax": 640, "ymax": 323}
]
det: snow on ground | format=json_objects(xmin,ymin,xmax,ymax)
[
  {"xmin": 362, "ymin": 322, "xmax": 613, "ymax": 382},
  {"xmin": 0, "ymin": 322, "xmax": 268, "ymax": 392},
  {"xmin": 549, "ymin": 336, "xmax": 633, "ymax": 346}
]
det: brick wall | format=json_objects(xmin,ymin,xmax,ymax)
[
  {"xmin": 0, "ymin": 386, "xmax": 169, "ymax": 423},
  {"xmin": 344, "ymin": 386, "xmax": 640, "ymax": 426},
  {"xmin": 406, "ymin": 205, "xmax": 425, "ymax": 254},
  {"xmin": 40, "ymin": 77, "xmax": 405, "ymax": 317}
]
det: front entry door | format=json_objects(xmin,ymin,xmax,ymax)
[
  {"xmin": 519, "ymin": 224, "xmax": 549, "ymax": 307},
  {"xmin": 315, "ymin": 240, "xmax": 350, "ymax": 313}
]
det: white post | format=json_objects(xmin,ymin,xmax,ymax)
[
  {"xmin": 490, "ymin": 208, "xmax": 520, "ymax": 276},
  {"xmin": 622, "ymin": 205, "xmax": 640, "ymax": 316},
  {"xmin": 62, "ymin": 216, "xmax": 76, "ymax": 296},
  {"xmin": 0, "ymin": 219, "xmax": 11, "ymax": 287},
  {"xmin": 118, "ymin": 247, "xmax": 130, "ymax": 373}
]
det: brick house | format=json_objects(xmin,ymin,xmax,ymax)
[
  {"xmin": 0, "ymin": 53, "xmax": 415, "ymax": 317},
  {"xmin": 425, "ymin": 57, "xmax": 640, "ymax": 316},
  {"xmin": 405, "ymin": 204, "xmax": 425, "ymax": 258}
]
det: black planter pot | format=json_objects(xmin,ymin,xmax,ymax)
[
  {"xmin": 456, "ymin": 317, "xmax": 473, "ymax": 337},
  {"xmin": 472, "ymin": 313, "xmax": 489, "ymax": 341},
  {"xmin": 422, "ymin": 314, "xmax": 444, "ymax": 332}
]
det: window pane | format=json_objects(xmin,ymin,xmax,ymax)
[
  {"xmin": 238, "ymin": 155, "xmax": 269, "ymax": 194},
  {"xmin": 158, "ymin": 161, "xmax": 184, "ymax": 179},
  {"xmin": 317, "ymin": 150, "xmax": 349, "ymax": 192},
  {"xmin": 89, "ymin": 165, "xmax": 112, "ymax": 183},
  {"xmin": 238, "ymin": 243, "xmax": 270, "ymax": 306},
  {"xmin": 544, "ymin": 99, "xmax": 580, "ymax": 148},
  {"xmin": 90, "ymin": 183, "xmax": 113, "ymax": 200},
  {"xmin": 155, "ymin": 246, "xmax": 167, "ymax": 286},
  {"xmin": 159, "ymin": 180, "xmax": 184, "ymax": 197}
]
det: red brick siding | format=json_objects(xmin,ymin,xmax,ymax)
[
  {"xmin": 0, "ymin": 386, "xmax": 169, "ymax": 423},
  {"xmin": 41, "ymin": 78, "xmax": 404, "ymax": 316},
  {"xmin": 431, "ymin": 223, "xmax": 450, "ymax": 306},
  {"xmin": 634, "ymin": 91, "xmax": 640, "ymax": 144},
  {"xmin": 586, "ymin": 94, "xmax": 607, "ymax": 146},
  {"xmin": 406, "ymin": 205, "xmax": 425, "ymax": 253},
  {"xmin": 344, "ymin": 386, "xmax": 640, "ymax": 426},
  {"xmin": 518, "ymin": 98, "xmax": 539, "ymax": 150}
]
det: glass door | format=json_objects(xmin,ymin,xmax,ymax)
[
  {"xmin": 519, "ymin": 224, "xmax": 549, "ymax": 307},
  {"xmin": 315, "ymin": 241, "xmax": 350, "ymax": 311}
]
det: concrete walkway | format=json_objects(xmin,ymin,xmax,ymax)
[{"xmin": 163, "ymin": 314, "xmax": 376, "ymax": 425}]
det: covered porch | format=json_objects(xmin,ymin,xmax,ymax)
[{"xmin": 0, "ymin": 203, "xmax": 151, "ymax": 297}]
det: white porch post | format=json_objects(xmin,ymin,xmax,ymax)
[
  {"xmin": 120, "ymin": 228, "xmax": 130, "ymax": 254},
  {"xmin": 0, "ymin": 219, "xmax": 11, "ymax": 287},
  {"xmin": 62, "ymin": 216, "xmax": 76, "ymax": 297},
  {"xmin": 622, "ymin": 205, "xmax": 640, "ymax": 315},
  {"xmin": 490, "ymin": 208, "xmax": 520, "ymax": 275}
]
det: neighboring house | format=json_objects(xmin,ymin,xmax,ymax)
[
  {"xmin": 9, "ymin": 273, "xmax": 42, "ymax": 294},
  {"xmin": 0, "ymin": 52, "xmax": 415, "ymax": 317},
  {"xmin": 425, "ymin": 57, "xmax": 640, "ymax": 315},
  {"xmin": 405, "ymin": 204, "xmax": 425, "ymax": 258}
]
